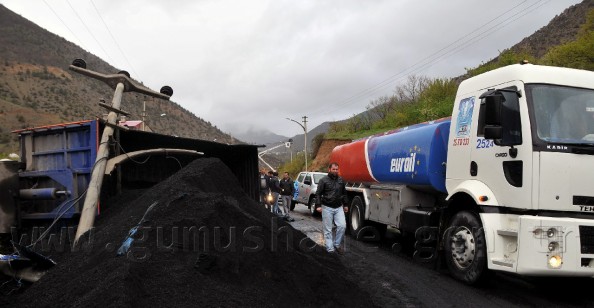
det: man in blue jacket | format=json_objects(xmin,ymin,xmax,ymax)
[{"xmin": 315, "ymin": 162, "xmax": 349, "ymax": 254}]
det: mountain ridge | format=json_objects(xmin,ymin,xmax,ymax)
[{"xmin": 0, "ymin": 4, "xmax": 238, "ymax": 154}]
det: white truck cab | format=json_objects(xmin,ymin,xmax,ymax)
[{"xmin": 446, "ymin": 63, "xmax": 594, "ymax": 278}]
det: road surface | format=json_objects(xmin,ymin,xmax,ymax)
[{"xmin": 285, "ymin": 204, "xmax": 594, "ymax": 307}]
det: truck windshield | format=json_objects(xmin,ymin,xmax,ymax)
[{"xmin": 528, "ymin": 84, "xmax": 594, "ymax": 144}]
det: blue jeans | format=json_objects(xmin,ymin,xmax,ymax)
[
  {"xmin": 271, "ymin": 192, "xmax": 281, "ymax": 214},
  {"xmin": 321, "ymin": 205, "xmax": 346, "ymax": 252}
]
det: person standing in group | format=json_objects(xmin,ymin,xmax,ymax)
[
  {"xmin": 279, "ymin": 172, "xmax": 295, "ymax": 222},
  {"xmin": 315, "ymin": 162, "xmax": 349, "ymax": 254},
  {"xmin": 268, "ymin": 170, "xmax": 281, "ymax": 215},
  {"xmin": 259, "ymin": 169, "xmax": 271, "ymax": 209}
]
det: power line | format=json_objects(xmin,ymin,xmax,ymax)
[
  {"xmin": 89, "ymin": 0, "xmax": 140, "ymax": 78},
  {"xmin": 312, "ymin": 0, "xmax": 550, "ymax": 116},
  {"xmin": 40, "ymin": 0, "xmax": 84, "ymax": 47},
  {"xmin": 65, "ymin": 0, "xmax": 115, "ymax": 64}
]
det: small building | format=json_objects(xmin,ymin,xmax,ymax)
[{"xmin": 119, "ymin": 120, "xmax": 152, "ymax": 132}]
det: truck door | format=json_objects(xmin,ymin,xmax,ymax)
[{"xmin": 470, "ymin": 82, "xmax": 533, "ymax": 209}]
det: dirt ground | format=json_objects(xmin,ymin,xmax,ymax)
[
  {"xmin": 309, "ymin": 139, "xmax": 351, "ymax": 172},
  {"xmin": 1, "ymin": 158, "xmax": 375, "ymax": 307}
]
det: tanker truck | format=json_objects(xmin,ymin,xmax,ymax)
[{"xmin": 331, "ymin": 62, "xmax": 594, "ymax": 284}]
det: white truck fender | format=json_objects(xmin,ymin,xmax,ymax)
[
  {"xmin": 445, "ymin": 180, "xmax": 499, "ymax": 206},
  {"xmin": 345, "ymin": 185, "xmax": 372, "ymax": 219}
]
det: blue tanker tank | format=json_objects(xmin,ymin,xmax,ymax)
[{"xmin": 366, "ymin": 119, "xmax": 450, "ymax": 193}]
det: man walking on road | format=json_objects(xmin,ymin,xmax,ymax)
[
  {"xmin": 316, "ymin": 162, "xmax": 349, "ymax": 254},
  {"xmin": 279, "ymin": 172, "xmax": 295, "ymax": 221}
]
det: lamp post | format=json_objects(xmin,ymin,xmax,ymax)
[
  {"xmin": 286, "ymin": 116, "xmax": 308, "ymax": 171},
  {"xmin": 141, "ymin": 98, "xmax": 166, "ymax": 132},
  {"xmin": 286, "ymin": 138, "xmax": 293, "ymax": 162}
]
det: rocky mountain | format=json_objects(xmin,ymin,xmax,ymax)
[
  {"xmin": 0, "ymin": 4, "xmax": 238, "ymax": 154},
  {"xmin": 508, "ymin": 0, "xmax": 594, "ymax": 58},
  {"xmin": 233, "ymin": 128, "xmax": 289, "ymax": 145}
]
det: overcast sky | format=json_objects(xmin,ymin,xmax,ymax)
[{"xmin": 0, "ymin": 0, "xmax": 583, "ymax": 137}]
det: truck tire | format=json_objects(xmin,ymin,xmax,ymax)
[
  {"xmin": 349, "ymin": 196, "xmax": 366, "ymax": 237},
  {"xmin": 444, "ymin": 211, "xmax": 489, "ymax": 285},
  {"xmin": 308, "ymin": 198, "xmax": 320, "ymax": 217}
]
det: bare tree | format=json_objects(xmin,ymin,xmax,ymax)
[
  {"xmin": 394, "ymin": 75, "xmax": 430, "ymax": 104},
  {"xmin": 366, "ymin": 95, "xmax": 395, "ymax": 122}
]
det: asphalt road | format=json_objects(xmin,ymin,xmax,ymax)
[{"xmin": 285, "ymin": 204, "xmax": 594, "ymax": 308}]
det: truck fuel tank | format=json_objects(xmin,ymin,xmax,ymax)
[{"xmin": 331, "ymin": 119, "xmax": 450, "ymax": 193}]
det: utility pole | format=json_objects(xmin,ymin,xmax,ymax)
[
  {"xmin": 142, "ymin": 100, "xmax": 146, "ymax": 131},
  {"xmin": 286, "ymin": 138, "xmax": 293, "ymax": 162},
  {"xmin": 286, "ymin": 116, "xmax": 308, "ymax": 171},
  {"xmin": 303, "ymin": 116, "xmax": 308, "ymax": 171},
  {"xmin": 68, "ymin": 58, "xmax": 172, "ymax": 244}
]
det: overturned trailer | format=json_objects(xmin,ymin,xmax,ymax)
[
  {"xmin": 0, "ymin": 60, "xmax": 259, "ymax": 282},
  {"xmin": 11, "ymin": 119, "xmax": 259, "ymax": 222}
]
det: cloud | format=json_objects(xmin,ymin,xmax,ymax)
[{"xmin": 0, "ymin": 0, "xmax": 583, "ymax": 137}]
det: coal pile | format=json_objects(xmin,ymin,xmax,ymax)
[{"xmin": 9, "ymin": 158, "xmax": 373, "ymax": 307}]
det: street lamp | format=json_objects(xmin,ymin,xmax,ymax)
[
  {"xmin": 286, "ymin": 116, "xmax": 308, "ymax": 171},
  {"xmin": 286, "ymin": 138, "xmax": 293, "ymax": 162}
]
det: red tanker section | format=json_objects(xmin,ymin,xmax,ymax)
[{"xmin": 331, "ymin": 138, "xmax": 376, "ymax": 184}]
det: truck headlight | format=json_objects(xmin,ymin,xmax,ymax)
[
  {"xmin": 548, "ymin": 242, "xmax": 559, "ymax": 252},
  {"xmin": 548, "ymin": 255, "xmax": 562, "ymax": 268},
  {"xmin": 547, "ymin": 228, "xmax": 557, "ymax": 238}
]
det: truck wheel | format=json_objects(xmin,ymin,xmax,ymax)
[
  {"xmin": 444, "ymin": 211, "xmax": 489, "ymax": 285},
  {"xmin": 349, "ymin": 196, "xmax": 366, "ymax": 237},
  {"xmin": 308, "ymin": 198, "xmax": 319, "ymax": 217}
]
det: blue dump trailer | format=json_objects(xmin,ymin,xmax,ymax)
[{"xmin": 8, "ymin": 119, "xmax": 260, "ymax": 222}]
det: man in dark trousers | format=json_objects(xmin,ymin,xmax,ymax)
[
  {"xmin": 268, "ymin": 170, "xmax": 281, "ymax": 215},
  {"xmin": 259, "ymin": 169, "xmax": 271, "ymax": 209},
  {"xmin": 315, "ymin": 162, "xmax": 349, "ymax": 254},
  {"xmin": 279, "ymin": 172, "xmax": 295, "ymax": 221}
]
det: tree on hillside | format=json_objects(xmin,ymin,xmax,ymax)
[
  {"xmin": 394, "ymin": 75, "xmax": 430, "ymax": 104},
  {"xmin": 366, "ymin": 95, "xmax": 396, "ymax": 122},
  {"xmin": 541, "ymin": 9, "xmax": 594, "ymax": 71}
]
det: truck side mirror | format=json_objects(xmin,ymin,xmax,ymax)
[
  {"xmin": 483, "ymin": 93, "xmax": 504, "ymax": 140},
  {"xmin": 480, "ymin": 89, "xmax": 522, "ymax": 146},
  {"xmin": 484, "ymin": 125, "xmax": 502, "ymax": 140},
  {"xmin": 484, "ymin": 94, "xmax": 503, "ymax": 126}
]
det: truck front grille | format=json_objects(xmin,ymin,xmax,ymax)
[{"xmin": 579, "ymin": 225, "xmax": 594, "ymax": 254}]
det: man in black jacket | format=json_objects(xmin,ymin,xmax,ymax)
[{"xmin": 315, "ymin": 162, "xmax": 349, "ymax": 254}]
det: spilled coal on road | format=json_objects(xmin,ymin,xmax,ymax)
[{"xmin": 4, "ymin": 158, "xmax": 374, "ymax": 307}]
